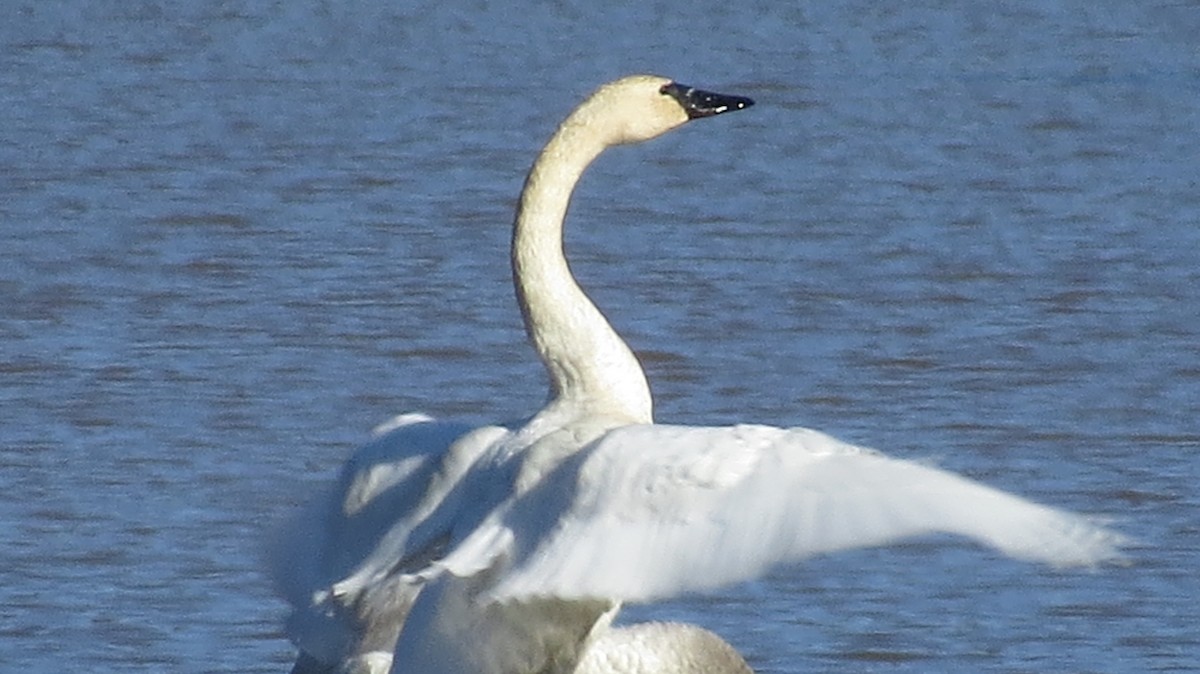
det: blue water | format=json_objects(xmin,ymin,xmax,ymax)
[{"xmin": 2, "ymin": 1, "xmax": 1197, "ymax": 672}]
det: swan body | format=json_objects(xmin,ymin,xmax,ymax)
[
  {"xmin": 269, "ymin": 75, "xmax": 1124, "ymax": 674},
  {"xmin": 576, "ymin": 623, "xmax": 752, "ymax": 674}
]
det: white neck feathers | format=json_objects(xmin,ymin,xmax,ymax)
[{"xmin": 511, "ymin": 102, "xmax": 653, "ymax": 425}]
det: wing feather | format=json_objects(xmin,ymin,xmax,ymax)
[
  {"xmin": 482, "ymin": 424, "xmax": 1125, "ymax": 602},
  {"xmin": 268, "ymin": 414, "xmax": 509, "ymax": 665}
]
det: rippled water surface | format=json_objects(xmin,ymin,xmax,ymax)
[{"xmin": 3, "ymin": 1, "xmax": 1197, "ymax": 672}]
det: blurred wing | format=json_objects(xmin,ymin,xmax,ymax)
[
  {"xmin": 483, "ymin": 423, "xmax": 1125, "ymax": 603},
  {"xmin": 267, "ymin": 413, "xmax": 508, "ymax": 665}
]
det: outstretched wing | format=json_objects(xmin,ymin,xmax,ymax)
[{"xmin": 473, "ymin": 423, "xmax": 1125, "ymax": 603}]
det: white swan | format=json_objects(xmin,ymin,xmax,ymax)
[
  {"xmin": 270, "ymin": 76, "xmax": 755, "ymax": 673},
  {"xmin": 269, "ymin": 75, "xmax": 1124, "ymax": 674}
]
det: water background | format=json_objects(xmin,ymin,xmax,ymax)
[{"xmin": 2, "ymin": 1, "xmax": 1197, "ymax": 671}]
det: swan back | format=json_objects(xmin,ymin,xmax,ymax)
[{"xmin": 577, "ymin": 622, "xmax": 753, "ymax": 674}]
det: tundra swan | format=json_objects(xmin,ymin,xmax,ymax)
[
  {"xmin": 269, "ymin": 75, "xmax": 1124, "ymax": 674},
  {"xmin": 270, "ymin": 76, "xmax": 754, "ymax": 673}
]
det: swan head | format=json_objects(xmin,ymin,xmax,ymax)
[{"xmin": 575, "ymin": 75, "xmax": 754, "ymax": 145}]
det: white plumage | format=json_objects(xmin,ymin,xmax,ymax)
[
  {"xmin": 269, "ymin": 75, "xmax": 1124, "ymax": 674},
  {"xmin": 471, "ymin": 424, "xmax": 1123, "ymax": 604}
]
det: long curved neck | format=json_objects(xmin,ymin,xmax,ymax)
[{"xmin": 511, "ymin": 113, "xmax": 652, "ymax": 425}]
